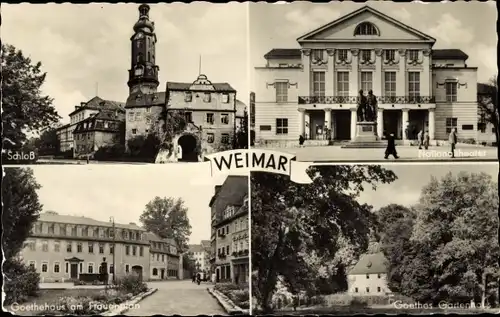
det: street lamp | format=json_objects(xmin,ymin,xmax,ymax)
[{"xmin": 110, "ymin": 217, "xmax": 116, "ymax": 284}]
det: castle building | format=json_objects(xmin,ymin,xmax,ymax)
[
  {"xmin": 19, "ymin": 211, "xmax": 181, "ymax": 283},
  {"xmin": 253, "ymin": 5, "xmax": 486, "ymax": 147},
  {"xmin": 209, "ymin": 176, "xmax": 249, "ymax": 285},
  {"xmin": 347, "ymin": 253, "xmax": 391, "ymax": 296},
  {"xmin": 124, "ymin": 4, "xmax": 245, "ymax": 162},
  {"xmin": 56, "ymin": 97, "xmax": 125, "ymax": 155}
]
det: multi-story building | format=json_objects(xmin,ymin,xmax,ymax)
[
  {"xmin": 253, "ymin": 5, "xmax": 485, "ymax": 147},
  {"xmin": 73, "ymin": 108, "xmax": 125, "ymax": 159},
  {"xmin": 209, "ymin": 176, "xmax": 249, "ymax": 285},
  {"xmin": 124, "ymin": 4, "xmax": 243, "ymax": 161},
  {"xmin": 347, "ymin": 253, "xmax": 391, "ymax": 296},
  {"xmin": 145, "ymin": 232, "xmax": 179, "ymax": 280},
  {"xmin": 56, "ymin": 97, "xmax": 125, "ymax": 154},
  {"xmin": 189, "ymin": 243, "xmax": 208, "ymax": 273},
  {"xmin": 19, "ymin": 211, "xmax": 181, "ymax": 282}
]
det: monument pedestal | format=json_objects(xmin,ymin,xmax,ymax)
[{"xmin": 354, "ymin": 121, "xmax": 378, "ymax": 142}]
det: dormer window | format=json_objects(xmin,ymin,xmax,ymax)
[
  {"xmin": 222, "ymin": 93, "xmax": 229, "ymax": 103},
  {"xmin": 354, "ymin": 22, "xmax": 379, "ymax": 36},
  {"xmin": 184, "ymin": 92, "xmax": 192, "ymax": 102},
  {"xmin": 203, "ymin": 92, "xmax": 211, "ymax": 103}
]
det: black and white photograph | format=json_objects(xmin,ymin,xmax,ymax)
[
  {"xmin": 249, "ymin": 1, "xmax": 498, "ymax": 162},
  {"xmin": 2, "ymin": 165, "xmax": 249, "ymax": 315},
  {"xmin": 251, "ymin": 163, "xmax": 499, "ymax": 314},
  {"xmin": 2, "ymin": 3, "xmax": 249, "ymax": 165}
]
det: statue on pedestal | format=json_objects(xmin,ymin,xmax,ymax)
[
  {"xmin": 367, "ymin": 90, "xmax": 378, "ymax": 122},
  {"xmin": 357, "ymin": 90, "xmax": 368, "ymax": 122}
]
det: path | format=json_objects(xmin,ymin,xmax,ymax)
[{"xmin": 126, "ymin": 280, "xmax": 226, "ymax": 316}]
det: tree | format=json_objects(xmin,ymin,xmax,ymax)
[
  {"xmin": 478, "ymin": 76, "xmax": 499, "ymax": 150},
  {"xmin": 392, "ymin": 172, "xmax": 499, "ymax": 306},
  {"xmin": 234, "ymin": 109, "xmax": 249, "ymax": 149},
  {"xmin": 2, "ymin": 168, "xmax": 43, "ymax": 259},
  {"xmin": 140, "ymin": 196, "xmax": 192, "ymax": 253},
  {"xmin": 37, "ymin": 127, "xmax": 60, "ymax": 156},
  {"xmin": 251, "ymin": 165, "xmax": 398, "ymax": 313},
  {"xmin": 126, "ymin": 134, "xmax": 161, "ymax": 162},
  {"xmin": 2, "ymin": 44, "xmax": 60, "ymax": 148}
]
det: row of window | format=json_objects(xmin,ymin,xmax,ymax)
[
  {"xmin": 217, "ymin": 243, "xmax": 249, "ymax": 258},
  {"xmin": 184, "ymin": 112, "xmax": 231, "ymax": 125},
  {"xmin": 310, "ymin": 48, "xmax": 419, "ymax": 63},
  {"xmin": 33, "ymin": 223, "xmax": 144, "ymax": 241},
  {"xmin": 71, "ymin": 112, "xmax": 86, "ymax": 124},
  {"xmin": 151, "ymin": 252, "xmax": 176, "ymax": 263},
  {"xmin": 130, "ymin": 128, "xmax": 230, "ymax": 144},
  {"xmin": 24, "ymin": 240, "xmax": 145, "ymax": 257},
  {"xmin": 217, "ymin": 217, "xmax": 249, "ymax": 237},
  {"xmin": 275, "ymin": 71, "xmax": 458, "ymax": 103},
  {"xmin": 30, "ymin": 261, "xmax": 137, "ymax": 275},
  {"xmin": 354, "ymin": 286, "xmax": 383, "ymax": 293},
  {"xmin": 268, "ymin": 117, "xmax": 477, "ymax": 135},
  {"xmin": 75, "ymin": 133, "xmax": 93, "ymax": 141},
  {"xmin": 127, "ymin": 108, "xmax": 151, "ymax": 122},
  {"xmin": 184, "ymin": 92, "xmax": 231, "ymax": 104},
  {"xmin": 151, "ymin": 268, "xmax": 178, "ymax": 277}
]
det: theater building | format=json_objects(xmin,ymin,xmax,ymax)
[
  {"xmin": 19, "ymin": 211, "xmax": 181, "ymax": 282},
  {"xmin": 209, "ymin": 176, "xmax": 249, "ymax": 284},
  {"xmin": 253, "ymin": 5, "xmax": 482, "ymax": 147}
]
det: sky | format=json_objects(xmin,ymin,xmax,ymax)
[
  {"xmin": 27, "ymin": 164, "xmax": 248, "ymax": 245},
  {"xmin": 355, "ymin": 163, "xmax": 499, "ymax": 210},
  {"xmin": 250, "ymin": 1, "xmax": 497, "ymax": 83},
  {"xmin": 2, "ymin": 3, "xmax": 249, "ymax": 124}
]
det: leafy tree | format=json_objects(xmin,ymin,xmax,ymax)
[
  {"xmin": 251, "ymin": 165, "xmax": 397, "ymax": 313},
  {"xmin": 478, "ymin": 76, "xmax": 499, "ymax": 153},
  {"xmin": 126, "ymin": 134, "xmax": 161, "ymax": 162},
  {"xmin": 390, "ymin": 172, "xmax": 499, "ymax": 306},
  {"xmin": 2, "ymin": 44, "xmax": 60, "ymax": 148},
  {"xmin": 234, "ymin": 109, "xmax": 249, "ymax": 149},
  {"xmin": 140, "ymin": 196, "xmax": 192, "ymax": 253},
  {"xmin": 2, "ymin": 168, "xmax": 43, "ymax": 259},
  {"xmin": 37, "ymin": 127, "xmax": 60, "ymax": 156}
]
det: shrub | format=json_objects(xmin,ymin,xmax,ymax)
[
  {"xmin": 3, "ymin": 258, "xmax": 40, "ymax": 305},
  {"xmin": 349, "ymin": 297, "xmax": 369, "ymax": 308},
  {"xmin": 116, "ymin": 274, "xmax": 148, "ymax": 296}
]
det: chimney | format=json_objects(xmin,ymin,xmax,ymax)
[
  {"xmin": 75, "ymin": 105, "xmax": 80, "ymax": 110},
  {"xmin": 80, "ymin": 102, "xmax": 86, "ymax": 107}
]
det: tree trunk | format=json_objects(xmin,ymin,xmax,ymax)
[{"xmin": 481, "ymin": 272, "xmax": 487, "ymax": 309}]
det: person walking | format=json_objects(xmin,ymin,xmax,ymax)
[
  {"xmin": 423, "ymin": 130, "xmax": 430, "ymax": 150},
  {"xmin": 417, "ymin": 130, "xmax": 424, "ymax": 149},
  {"xmin": 192, "ymin": 273, "xmax": 196, "ymax": 283},
  {"xmin": 449, "ymin": 127, "xmax": 458, "ymax": 158},
  {"xmin": 196, "ymin": 272, "xmax": 201, "ymax": 285},
  {"xmin": 299, "ymin": 134, "xmax": 305, "ymax": 147},
  {"xmin": 384, "ymin": 133, "xmax": 399, "ymax": 159}
]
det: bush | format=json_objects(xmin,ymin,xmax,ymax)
[
  {"xmin": 116, "ymin": 274, "xmax": 148, "ymax": 296},
  {"xmin": 215, "ymin": 283, "xmax": 249, "ymax": 309},
  {"xmin": 94, "ymin": 144, "xmax": 125, "ymax": 161},
  {"xmin": 349, "ymin": 297, "xmax": 369, "ymax": 308},
  {"xmin": 3, "ymin": 258, "xmax": 40, "ymax": 305}
]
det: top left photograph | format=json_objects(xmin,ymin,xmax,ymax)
[{"xmin": 3, "ymin": 3, "xmax": 249, "ymax": 165}]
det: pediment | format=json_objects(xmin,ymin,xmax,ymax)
[{"xmin": 297, "ymin": 6, "xmax": 435, "ymax": 43}]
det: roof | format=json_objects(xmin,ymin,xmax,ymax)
[
  {"xmin": 189, "ymin": 244, "xmax": 205, "ymax": 253},
  {"xmin": 432, "ymin": 49, "xmax": 468, "ymax": 60},
  {"xmin": 263, "ymin": 48, "xmax": 469, "ymax": 61},
  {"xmin": 38, "ymin": 211, "xmax": 144, "ymax": 231},
  {"xmin": 297, "ymin": 5, "xmax": 436, "ymax": 43},
  {"xmin": 73, "ymin": 110, "xmax": 124, "ymax": 134},
  {"xmin": 264, "ymin": 48, "xmax": 302, "ymax": 60},
  {"xmin": 201, "ymin": 240, "xmax": 211, "ymax": 248},
  {"xmin": 69, "ymin": 96, "xmax": 125, "ymax": 116},
  {"xmin": 211, "ymin": 176, "xmax": 248, "ymax": 218},
  {"xmin": 166, "ymin": 82, "xmax": 236, "ymax": 92},
  {"xmin": 144, "ymin": 232, "xmax": 175, "ymax": 245},
  {"xmin": 125, "ymin": 91, "xmax": 166, "ymax": 109},
  {"xmin": 349, "ymin": 252, "xmax": 388, "ymax": 275}
]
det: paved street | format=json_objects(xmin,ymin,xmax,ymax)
[
  {"xmin": 260, "ymin": 145, "xmax": 498, "ymax": 162},
  {"xmin": 126, "ymin": 280, "xmax": 226, "ymax": 316}
]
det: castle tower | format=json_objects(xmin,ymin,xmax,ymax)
[{"xmin": 127, "ymin": 4, "xmax": 159, "ymax": 95}]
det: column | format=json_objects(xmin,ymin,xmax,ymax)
[
  {"xmin": 350, "ymin": 49, "xmax": 359, "ymax": 97},
  {"xmin": 402, "ymin": 108, "xmax": 409, "ymax": 140},
  {"xmin": 374, "ymin": 49, "xmax": 383, "ymax": 96},
  {"xmin": 298, "ymin": 108, "xmax": 306, "ymax": 137},
  {"xmin": 377, "ymin": 109, "xmax": 384, "ymax": 138},
  {"xmin": 326, "ymin": 49, "xmax": 335, "ymax": 97},
  {"xmin": 299, "ymin": 49, "xmax": 311, "ymax": 98},
  {"xmin": 324, "ymin": 108, "xmax": 332, "ymax": 140},
  {"xmin": 397, "ymin": 49, "xmax": 406, "ymax": 96},
  {"xmin": 422, "ymin": 49, "xmax": 431, "ymax": 97},
  {"xmin": 428, "ymin": 108, "xmax": 435, "ymax": 140},
  {"xmin": 350, "ymin": 108, "xmax": 357, "ymax": 141}
]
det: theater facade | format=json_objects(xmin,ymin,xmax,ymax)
[{"xmin": 253, "ymin": 6, "xmax": 483, "ymax": 147}]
